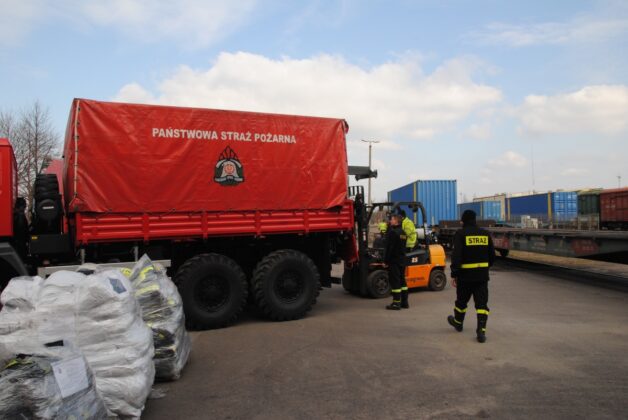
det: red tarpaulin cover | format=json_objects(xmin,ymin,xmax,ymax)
[{"xmin": 63, "ymin": 99, "xmax": 349, "ymax": 214}]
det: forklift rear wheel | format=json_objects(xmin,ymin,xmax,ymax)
[
  {"xmin": 428, "ymin": 269, "xmax": 447, "ymax": 291},
  {"xmin": 366, "ymin": 269, "xmax": 390, "ymax": 299}
]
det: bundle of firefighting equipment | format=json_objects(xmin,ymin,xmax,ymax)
[
  {"xmin": 0, "ymin": 270, "xmax": 155, "ymax": 418},
  {"xmin": 0, "ymin": 343, "xmax": 107, "ymax": 419},
  {"xmin": 123, "ymin": 255, "xmax": 191, "ymax": 381}
]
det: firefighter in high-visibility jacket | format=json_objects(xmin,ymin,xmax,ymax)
[
  {"xmin": 399, "ymin": 210, "xmax": 417, "ymax": 251},
  {"xmin": 447, "ymin": 209, "xmax": 496, "ymax": 343}
]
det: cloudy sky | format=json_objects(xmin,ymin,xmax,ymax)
[{"xmin": 1, "ymin": 0, "xmax": 627, "ymax": 201}]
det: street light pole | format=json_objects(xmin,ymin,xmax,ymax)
[{"xmin": 361, "ymin": 139, "xmax": 379, "ymax": 206}]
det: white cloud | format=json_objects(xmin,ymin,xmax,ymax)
[
  {"xmin": 517, "ymin": 85, "xmax": 628, "ymax": 136},
  {"xmin": 114, "ymin": 52, "xmax": 502, "ymax": 142},
  {"xmin": 114, "ymin": 83, "xmax": 156, "ymax": 103},
  {"xmin": 488, "ymin": 151, "xmax": 527, "ymax": 168},
  {"xmin": 372, "ymin": 158, "xmax": 387, "ymax": 171},
  {"xmin": 466, "ymin": 122, "xmax": 492, "ymax": 140},
  {"xmin": 471, "ymin": 17, "xmax": 628, "ymax": 47},
  {"xmin": 0, "ymin": 0, "xmax": 257, "ymax": 48}
]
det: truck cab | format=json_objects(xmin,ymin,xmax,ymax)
[{"xmin": 0, "ymin": 139, "xmax": 28, "ymax": 286}]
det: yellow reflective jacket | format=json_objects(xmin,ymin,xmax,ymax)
[
  {"xmin": 378, "ymin": 222, "xmax": 388, "ymax": 233},
  {"xmin": 402, "ymin": 217, "xmax": 417, "ymax": 249}
]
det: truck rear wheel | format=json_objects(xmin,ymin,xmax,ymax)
[
  {"xmin": 366, "ymin": 269, "xmax": 390, "ymax": 299},
  {"xmin": 176, "ymin": 253, "xmax": 248, "ymax": 330},
  {"xmin": 252, "ymin": 250, "xmax": 320, "ymax": 321},
  {"xmin": 428, "ymin": 269, "xmax": 447, "ymax": 291}
]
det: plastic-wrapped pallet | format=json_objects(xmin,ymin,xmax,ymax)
[
  {"xmin": 0, "ymin": 342, "xmax": 108, "ymax": 419},
  {"xmin": 123, "ymin": 255, "xmax": 191, "ymax": 381},
  {"xmin": 0, "ymin": 270, "xmax": 155, "ymax": 419}
]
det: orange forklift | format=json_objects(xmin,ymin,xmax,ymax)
[{"xmin": 342, "ymin": 188, "xmax": 447, "ymax": 298}]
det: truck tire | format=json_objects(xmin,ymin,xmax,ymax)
[
  {"xmin": 428, "ymin": 269, "xmax": 447, "ymax": 291},
  {"xmin": 499, "ymin": 249, "xmax": 509, "ymax": 258},
  {"xmin": 176, "ymin": 253, "xmax": 248, "ymax": 330},
  {"xmin": 366, "ymin": 269, "xmax": 390, "ymax": 299},
  {"xmin": 33, "ymin": 174, "xmax": 63, "ymax": 234},
  {"xmin": 252, "ymin": 250, "xmax": 320, "ymax": 321}
]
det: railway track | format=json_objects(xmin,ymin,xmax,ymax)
[{"xmin": 494, "ymin": 254, "xmax": 628, "ymax": 292}]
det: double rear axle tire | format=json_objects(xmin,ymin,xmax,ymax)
[{"xmin": 176, "ymin": 249, "xmax": 320, "ymax": 329}]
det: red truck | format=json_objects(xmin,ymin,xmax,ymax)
[{"xmin": 1, "ymin": 99, "xmax": 361, "ymax": 329}]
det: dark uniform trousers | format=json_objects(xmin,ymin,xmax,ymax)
[
  {"xmin": 385, "ymin": 225, "xmax": 409, "ymax": 307},
  {"xmin": 453, "ymin": 280, "xmax": 489, "ymax": 332},
  {"xmin": 388, "ymin": 263, "xmax": 408, "ymax": 305}
]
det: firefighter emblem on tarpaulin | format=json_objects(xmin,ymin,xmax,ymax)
[{"xmin": 214, "ymin": 146, "xmax": 244, "ymax": 186}]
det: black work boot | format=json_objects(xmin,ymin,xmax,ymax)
[
  {"xmin": 400, "ymin": 289, "xmax": 409, "ymax": 309},
  {"xmin": 476, "ymin": 312, "xmax": 488, "ymax": 343},
  {"xmin": 386, "ymin": 291, "xmax": 401, "ymax": 310},
  {"xmin": 447, "ymin": 306, "xmax": 465, "ymax": 332},
  {"xmin": 447, "ymin": 315, "xmax": 463, "ymax": 332}
]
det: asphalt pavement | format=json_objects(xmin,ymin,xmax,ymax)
[{"xmin": 143, "ymin": 259, "xmax": 628, "ymax": 419}]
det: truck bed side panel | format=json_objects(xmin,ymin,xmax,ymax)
[{"xmin": 75, "ymin": 200, "xmax": 354, "ymax": 244}]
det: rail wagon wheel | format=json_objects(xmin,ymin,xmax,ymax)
[
  {"xmin": 176, "ymin": 253, "xmax": 248, "ymax": 330},
  {"xmin": 252, "ymin": 250, "xmax": 320, "ymax": 321},
  {"xmin": 428, "ymin": 269, "xmax": 447, "ymax": 291},
  {"xmin": 366, "ymin": 269, "xmax": 391, "ymax": 299}
]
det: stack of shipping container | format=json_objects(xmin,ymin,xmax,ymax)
[{"xmin": 387, "ymin": 181, "xmax": 627, "ymax": 230}]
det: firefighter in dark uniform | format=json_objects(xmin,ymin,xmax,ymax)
[
  {"xmin": 384, "ymin": 214, "xmax": 409, "ymax": 310},
  {"xmin": 447, "ymin": 210, "xmax": 495, "ymax": 343}
]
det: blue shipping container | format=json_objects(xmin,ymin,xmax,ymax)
[
  {"xmin": 388, "ymin": 180, "xmax": 457, "ymax": 226},
  {"xmin": 482, "ymin": 201, "xmax": 501, "ymax": 220},
  {"xmin": 506, "ymin": 192, "xmax": 577, "ymax": 222},
  {"xmin": 507, "ymin": 193, "xmax": 550, "ymax": 220},
  {"xmin": 458, "ymin": 202, "xmax": 482, "ymax": 218},
  {"xmin": 458, "ymin": 201, "xmax": 501, "ymax": 221},
  {"xmin": 552, "ymin": 191, "xmax": 577, "ymax": 221},
  {"xmin": 473, "ymin": 194, "xmax": 507, "ymax": 220}
]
